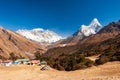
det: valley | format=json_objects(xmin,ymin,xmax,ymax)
[
  {"xmin": 0, "ymin": 0, "xmax": 120, "ymax": 80},
  {"xmin": 0, "ymin": 18, "xmax": 119, "ymax": 80}
]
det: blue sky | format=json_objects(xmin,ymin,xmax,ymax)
[{"xmin": 0, "ymin": 0, "xmax": 120, "ymax": 37}]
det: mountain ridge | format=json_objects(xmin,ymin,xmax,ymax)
[{"xmin": 16, "ymin": 28, "xmax": 62, "ymax": 44}]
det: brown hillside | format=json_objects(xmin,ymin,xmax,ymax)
[{"xmin": 0, "ymin": 28, "xmax": 45, "ymax": 59}]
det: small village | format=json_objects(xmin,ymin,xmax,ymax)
[{"xmin": 0, "ymin": 59, "xmax": 51, "ymax": 70}]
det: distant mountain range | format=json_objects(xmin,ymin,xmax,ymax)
[
  {"xmin": 16, "ymin": 18, "xmax": 102, "ymax": 45},
  {"xmin": 16, "ymin": 28, "xmax": 62, "ymax": 44},
  {"xmin": 0, "ymin": 18, "xmax": 120, "ymax": 61}
]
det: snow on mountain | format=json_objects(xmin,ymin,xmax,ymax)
[
  {"xmin": 52, "ymin": 18, "xmax": 103, "ymax": 46},
  {"xmin": 16, "ymin": 28, "xmax": 62, "ymax": 43},
  {"xmin": 73, "ymin": 18, "xmax": 103, "ymax": 37}
]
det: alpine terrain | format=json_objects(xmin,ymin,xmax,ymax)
[
  {"xmin": 52, "ymin": 18, "xmax": 103, "ymax": 47},
  {"xmin": 16, "ymin": 28, "xmax": 62, "ymax": 44},
  {"xmin": 43, "ymin": 20, "xmax": 120, "ymax": 71}
]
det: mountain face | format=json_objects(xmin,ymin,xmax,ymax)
[
  {"xmin": 79, "ymin": 21, "xmax": 120, "ymax": 45},
  {"xmin": 54, "ymin": 18, "xmax": 102, "ymax": 46},
  {"xmin": 0, "ymin": 28, "xmax": 45, "ymax": 59},
  {"xmin": 43, "ymin": 20, "xmax": 120, "ymax": 58},
  {"xmin": 73, "ymin": 18, "xmax": 102, "ymax": 37},
  {"xmin": 16, "ymin": 28, "xmax": 62, "ymax": 44}
]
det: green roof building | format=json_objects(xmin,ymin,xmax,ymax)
[{"xmin": 40, "ymin": 61, "xmax": 47, "ymax": 65}]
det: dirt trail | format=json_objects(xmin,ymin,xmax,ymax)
[
  {"xmin": 86, "ymin": 55, "xmax": 100, "ymax": 61},
  {"xmin": 0, "ymin": 61, "xmax": 120, "ymax": 80}
]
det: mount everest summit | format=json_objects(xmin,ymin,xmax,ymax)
[{"xmin": 16, "ymin": 28, "xmax": 62, "ymax": 43}]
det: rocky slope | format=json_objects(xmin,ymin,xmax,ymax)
[{"xmin": 0, "ymin": 28, "xmax": 45, "ymax": 59}]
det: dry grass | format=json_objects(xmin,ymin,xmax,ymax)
[{"xmin": 0, "ymin": 61, "xmax": 120, "ymax": 80}]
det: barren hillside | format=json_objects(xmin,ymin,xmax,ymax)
[{"xmin": 0, "ymin": 28, "xmax": 45, "ymax": 59}]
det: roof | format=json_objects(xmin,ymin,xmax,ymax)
[
  {"xmin": 41, "ymin": 61, "xmax": 47, "ymax": 64},
  {"xmin": 30, "ymin": 60, "xmax": 40, "ymax": 63},
  {"xmin": 15, "ymin": 59, "xmax": 30, "ymax": 62},
  {"xmin": 0, "ymin": 60, "xmax": 13, "ymax": 63}
]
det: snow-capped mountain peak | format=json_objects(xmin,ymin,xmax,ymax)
[
  {"xmin": 90, "ymin": 18, "xmax": 100, "ymax": 25},
  {"xmin": 16, "ymin": 28, "xmax": 62, "ymax": 43},
  {"xmin": 73, "ymin": 18, "xmax": 103, "ymax": 37},
  {"xmin": 89, "ymin": 18, "xmax": 102, "ymax": 32}
]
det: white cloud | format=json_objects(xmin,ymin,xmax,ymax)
[{"xmin": 32, "ymin": 28, "xmax": 44, "ymax": 32}]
